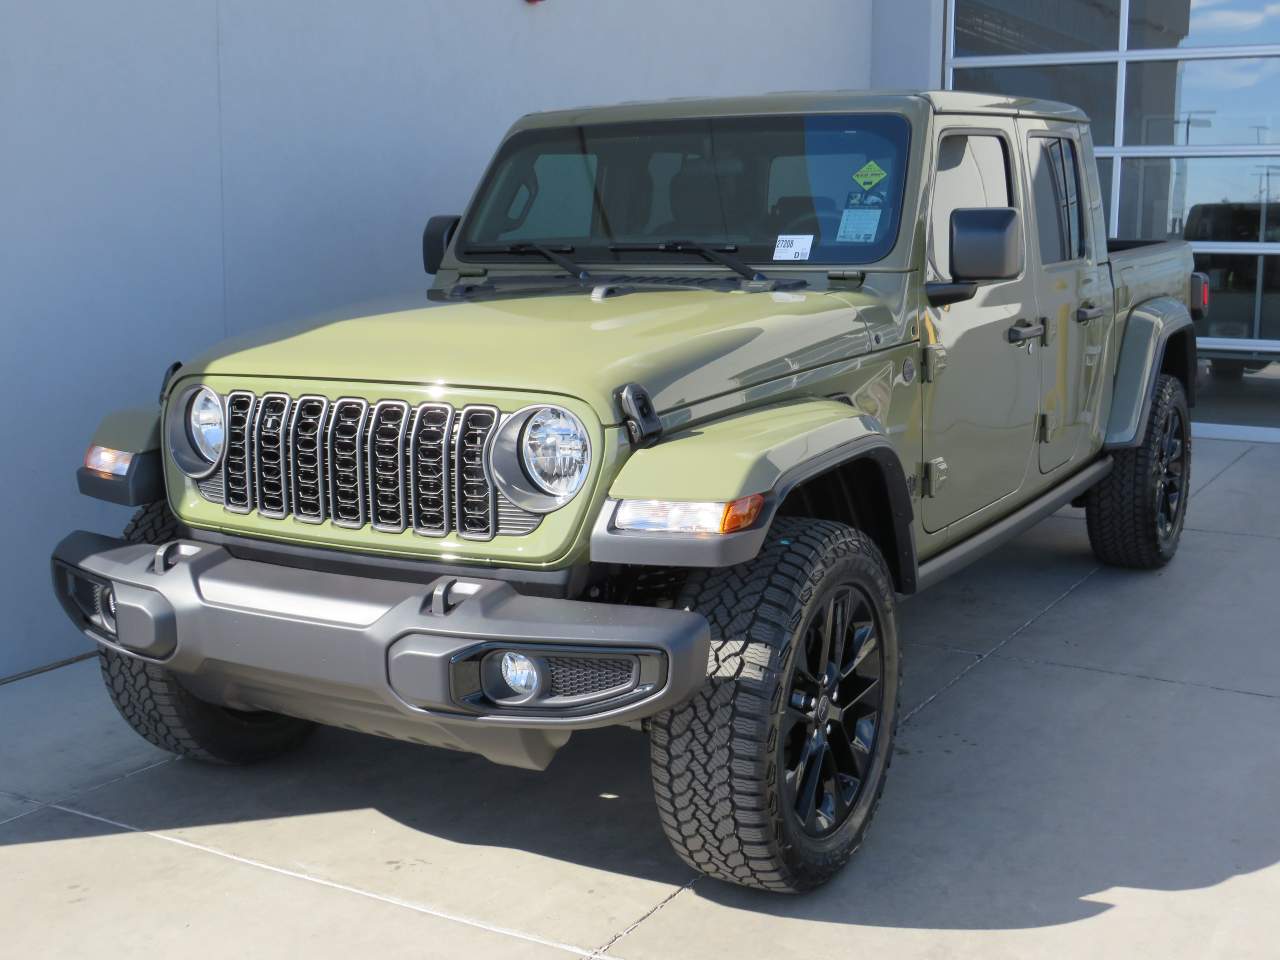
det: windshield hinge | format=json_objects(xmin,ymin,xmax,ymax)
[
  {"xmin": 826, "ymin": 270, "xmax": 866, "ymax": 288},
  {"xmin": 615, "ymin": 383, "xmax": 663, "ymax": 449}
]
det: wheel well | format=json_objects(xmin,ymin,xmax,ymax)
[
  {"xmin": 775, "ymin": 456, "xmax": 913, "ymax": 593},
  {"xmin": 1160, "ymin": 327, "xmax": 1197, "ymax": 407}
]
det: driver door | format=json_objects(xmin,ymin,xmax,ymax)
[{"xmin": 921, "ymin": 122, "xmax": 1041, "ymax": 533}]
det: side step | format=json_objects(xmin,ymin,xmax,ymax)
[{"xmin": 914, "ymin": 457, "xmax": 1112, "ymax": 593}]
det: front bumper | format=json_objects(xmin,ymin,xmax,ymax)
[{"xmin": 51, "ymin": 531, "xmax": 709, "ymax": 770}]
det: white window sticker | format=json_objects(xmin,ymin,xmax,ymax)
[
  {"xmin": 836, "ymin": 207, "xmax": 882, "ymax": 244},
  {"xmin": 773, "ymin": 234, "xmax": 814, "ymax": 261}
]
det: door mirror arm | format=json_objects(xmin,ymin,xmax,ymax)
[{"xmin": 925, "ymin": 281, "xmax": 978, "ymax": 308}]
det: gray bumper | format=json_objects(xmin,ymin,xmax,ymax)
[{"xmin": 51, "ymin": 531, "xmax": 709, "ymax": 770}]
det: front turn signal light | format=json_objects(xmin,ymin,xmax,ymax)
[
  {"xmin": 615, "ymin": 494, "xmax": 765, "ymax": 535},
  {"xmin": 84, "ymin": 445, "xmax": 133, "ymax": 478}
]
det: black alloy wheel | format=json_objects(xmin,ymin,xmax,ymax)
[
  {"xmin": 784, "ymin": 584, "xmax": 884, "ymax": 838},
  {"xmin": 1154, "ymin": 405, "xmax": 1188, "ymax": 544}
]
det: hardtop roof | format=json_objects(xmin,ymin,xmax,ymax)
[{"xmin": 510, "ymin": 90, "xmax": 1089, "ymax": 131}]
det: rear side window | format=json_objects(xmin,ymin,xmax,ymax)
[
  {"xmin": 929, "ymin": 133, "xmax": 1012, "ymax": 280},
  {"xmin": 1029, "ymin": 137, "xmax": 1086, "ymax": 264}
]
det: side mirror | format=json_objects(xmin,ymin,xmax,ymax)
[
  {"xmin": 423, "ymin": 215, "xmax": 461, "ymax": 274},
  {"xmin": 950, "ymin": 207, "xmax": 1022, "ymax": 282}
]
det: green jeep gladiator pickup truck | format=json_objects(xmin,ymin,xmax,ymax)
[{"xmin": 53, "ymin": 91, "xmax": 1206, "ymax": 892}]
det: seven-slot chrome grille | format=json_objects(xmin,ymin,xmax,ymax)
[{"xmin": 206, "ymin": 391, "xmax": 538, "ymax": 540}]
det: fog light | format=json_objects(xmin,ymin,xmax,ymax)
[
  {"xmin": 500, "ymin": 651, "xmax": 541, "ymax": 698},
  {"xmin": 95, "ymin": 584, "xmax": 118, "ymax": 635}
]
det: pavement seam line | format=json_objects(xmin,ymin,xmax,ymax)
[
  {"xmin": 0, "ymin": 804, "xmax": 42, "ymax": 829},
  {"xmin": 47, "ymin": 802, "xmax": 621, "ymax": 960},
  {"xmin": 587, "ymin": 877, "xmax": 698, "ymax": 958},
  {"xmin": 50, "ymin": 756, "xmax": 177, "ymax": 806},
  {"xmin": 902, "ymin": 565, "xmax": 1101, "ymax": 725},
  {"xmin": 989, "ymin": 651, "xmax": 1280, "ymax": 701},
  {"xmin": 1183, "ymin": 524, "xmax": 1280, "ymax": 542},
  {"xmin": 1191, "ymin": 443, "xmax": 1254, "ymax": 497}
]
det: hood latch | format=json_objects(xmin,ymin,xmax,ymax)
[{"xmin": 615, "ymin": 383, "xmax": 663, "ymax": 449}]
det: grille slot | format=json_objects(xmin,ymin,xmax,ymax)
[
  {"xmin": 327, "ymin": 399, "xmax": 370, "ymax": 528},
  {"xmin": 368, "ymin": 400, "xmax": 410, "ymax": 533},
  {"xmin": 207, "ymin": 390, "xmax": 537, "ymax": 539},
  {"xmin": 545, "ymin": 657, "xmax": 636, "ymax": 699},
  {"xmin": 289, "ymin": 396, "xmax": 329, "ymax": 523},
  {"xmin": 222, "ymin": 391, "xmax": 256, "ymax": 513},
  {"xmin": 455, "ymin": 406, "xmax": 498, "ymax": 541},
  {"xmin": 409, "ymin": 403, "xmax": 454, "ymax": 537}
]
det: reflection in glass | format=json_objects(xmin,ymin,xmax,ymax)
[
  {"xmin": 955, "ymin": 0, "xmax": 1120, "ymax": 55},
  {"xmin": 1125, "ymin": 59, "xmax": 1280, "ymax": 146},
  {"xmin": 1129, "ymin": 0, "xmax": 1280, "ymax": 50},
  {"xmin": 952, "ymin": 64, "xmax": 1117, "ymax": 145},
  {"xmin": 1098, "ymin": 157, "xmax": 1114, "ymax": 230},
  {"xmin": 1117, "ymin": 157, "xmax": 1280, "ymax": 241},
  {"xmin": 1190, "ymin": 253, "xmax": 1280, "ymax": 340}
]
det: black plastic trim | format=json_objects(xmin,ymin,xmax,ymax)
[{"xmin": 76, "ymin": 450, "xmax": 164, "ymax": 507}]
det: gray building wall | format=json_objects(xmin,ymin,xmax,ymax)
[{"xmin": 1, "ymin": 0, "xmax": 890, "ymax": 678}]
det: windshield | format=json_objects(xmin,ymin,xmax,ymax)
[{"xmin": 458, "ymin": 113, "xmax": 911, "ymax": 268}]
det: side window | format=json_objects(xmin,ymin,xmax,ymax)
[
  {"xmin": 929, "ymin": 134, "xmax": 1012, "ymax": 280},
  {"xmin": 1029, "ymin": 137, "xmax": 1086, "ymax": 264}
]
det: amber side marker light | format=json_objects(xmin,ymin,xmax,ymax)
[{"xmin": 720, "ymin": 494, "xmax": 765, "ymax": 534}]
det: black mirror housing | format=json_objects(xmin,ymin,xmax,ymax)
[
  {"xmin": 950, "ymin": 207, "xmax": 1022, "ymax": 283},
  {"xmin": 423, "ymin": 215, "xmax": 462, "ymax": 275}
]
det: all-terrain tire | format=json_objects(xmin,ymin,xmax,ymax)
[
  {"xmin": 1085, "ymin": 374, "xmax": 1191, "ymax": 569},
  {"xmin": 99, "ymin": 501, "xmax": 315, "ymax": 764},
  {"xmin": 649, "ymin": 517, "xmax": 901, "ymax": 893}
]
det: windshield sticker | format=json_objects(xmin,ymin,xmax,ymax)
[
  {"xmin": 852, "ymin": 160, "xmax": 888, "ymax": 191},
  {"xmin": 773, "ymin": 234, "xmax": 814, "ymax": 261},
  {"xmin": 836, "ymin": 208, "xmax": 882, "ymax": 244}
]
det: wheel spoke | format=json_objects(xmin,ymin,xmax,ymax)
[
  {"xmin": 828, "ymin": 719, "xmax": 868, "ymax": 780},
  {"xmin": 842, "ymin": 623, "xmax": 877, "ymax": 678},
  {"xmin": 792, "ymin": 736, "xmax": 824, "ymax": 827},
  {"xmin": 826, "ymin": 591, "xmax": 852, "ymax": 685}
]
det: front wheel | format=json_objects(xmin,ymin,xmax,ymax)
[
  {"xmin": 99, "ymin": 501, "xmax": 315, "ymax": 764},
  {"xmin": 649, "ymin": 518, "xmax": 900, "ymax": 893}
]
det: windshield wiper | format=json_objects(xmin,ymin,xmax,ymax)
[
  {"xmin": 461, "ymin": 243, "xmax": 591, "ymax": 281},
  {"xmin": 609, "ymin": 241, "xmax": 766, "ymax": 282}
]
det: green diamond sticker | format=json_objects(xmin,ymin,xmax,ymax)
[{"xmin": 853, "ymin": 160, "xmax": 887, "ymax": 190}]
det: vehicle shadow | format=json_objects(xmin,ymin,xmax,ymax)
[{"xmin": 13, "ymin": 656, "xmax": 1280, "ymax": 934}]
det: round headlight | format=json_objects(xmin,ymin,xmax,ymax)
[
  {"xmin": 520, "ymin": 407, "xmax": 590, "ymax": 498},
  {"xmin": 187, "ymin": 387, "xmax": 225, "ymax": 464}
]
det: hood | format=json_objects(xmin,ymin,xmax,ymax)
[{"xmin": 185, "ymin": 286, "xmax": 886, "ymax": 422}]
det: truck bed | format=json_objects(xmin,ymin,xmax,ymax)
[{"xmin": 1108, "ymin": 239, "xmax": 1193, "ymax": 316}]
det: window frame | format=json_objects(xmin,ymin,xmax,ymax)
[
  {"xmin": 926, "ymin": 125, "xmax": 1022, "ymax": 282},
  {"xmin": 1027, "ymin": 132, "xmax": 1090, "ymax": 266}
]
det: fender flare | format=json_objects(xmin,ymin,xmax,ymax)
[
  {"xmin": 77, "ymin": 408, "xmax": 164, "ymax": 506},
  {"xmin": 1105, "ymin": 297, "xmax": 1197, "ymax": 449},
  {"xmin": 590, "ymin": 399, "xmax": 917, "ymax": 591}
]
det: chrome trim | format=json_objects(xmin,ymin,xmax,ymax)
[
  {"xmin": 367, "ymin": 400, "xmax": 411, "ymax": 534},
  {"xmin": 288, "ymin": 395, "xmax": 330, "ymax": 524},
  {"xmin": 326, "ymin": 398, "xmax": 370, "ymax": 529},
  {"xmin": 408, "ymin": 402, "xmax": 455, "ymax": 538},
  {"xmin": 222, "ymin": 390, "xmax": 257, "ymax": 515},
  {"xmin": 253, "ymin": 393, "xmax": 292, "ymax": 520},
  {"xmin": 489, "ymin": 404, "xmax": 591, "ymax": 514},
  {"xmin": 455, "ymin": 405, "xmax": 500, "ymax": 541}
]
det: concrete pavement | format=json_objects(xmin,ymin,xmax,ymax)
[{"xmin": 3, "ymin": 438, "xmax": 1277, "ymax": 959}]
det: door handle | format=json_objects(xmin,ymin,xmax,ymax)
[
  {"xmin": 1007, "ymin": 319, "xmax": 1045, "ymax": 344},
  {"xmin": 1076, "ymin": 302, "xmax": 1106, "ymax": 323}
]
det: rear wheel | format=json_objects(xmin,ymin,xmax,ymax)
[
  {"xmin": 649, "ymin": 518, "xmax": 900, "ymax": 892},
  {"xmin": 99, "ymin": 501, "xmax": 315, "ymax": 764},
  {"xmin": 1085, "ymin": 374, "xmax": 1191, "ymax": 569}
]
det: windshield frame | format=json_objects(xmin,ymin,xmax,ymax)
[{"xmin": 454, "ymin": 111, "xmax": 914, "ymax": 272}]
